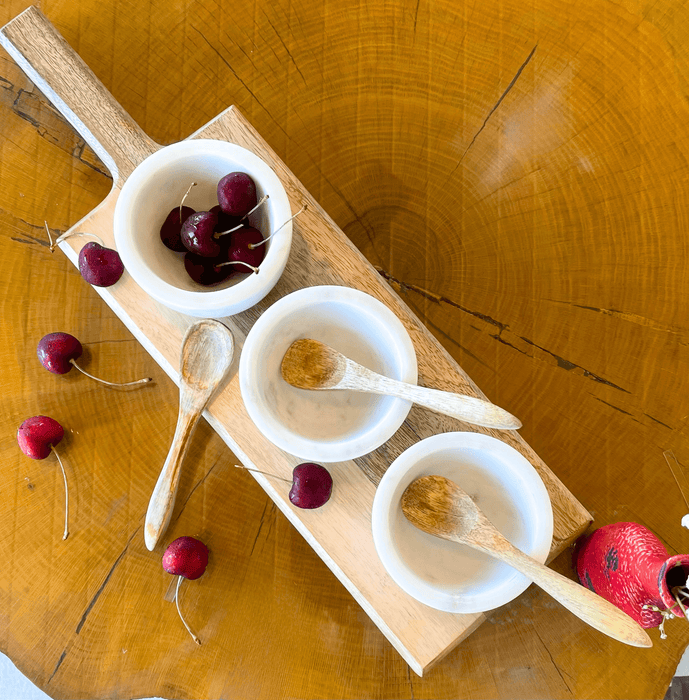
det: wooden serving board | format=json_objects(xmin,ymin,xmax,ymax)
[{"xmin": 0, "ymin": 6, "xmax": 591, "ymax": 676}]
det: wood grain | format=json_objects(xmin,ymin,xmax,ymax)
[
  {"xmin": 0, "ymin": 0, "xmax": 687, "ymax": 698},
  {"xmin": 0, "ymin": 5, "xmax": 592, "ymax": 677}
]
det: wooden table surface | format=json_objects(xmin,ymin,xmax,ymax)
[{"xmin": 1, "ymin": 0, "xmax": 688, "ymax": 698}]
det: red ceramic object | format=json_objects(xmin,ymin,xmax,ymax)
[{"xmin": 575, "ymin": 522, "xmax": 689, "ymax": 634}]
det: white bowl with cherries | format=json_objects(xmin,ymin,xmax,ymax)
[{"xmin": 114, "ymin": 140, "xmax": 295, "ymax": 317}]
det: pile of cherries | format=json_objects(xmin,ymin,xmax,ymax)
[{"xmin": 160, "ymin": 171, "xmax": 267, "ymax": 286}]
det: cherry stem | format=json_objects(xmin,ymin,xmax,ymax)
[
  {"xmin": 70, "ymin": 359, "xmax": 153, "ymax": 387},
  {"xmin": 234, "ymin": 464, "xmax": 291, "ymax": 484},
  {"xmin": 249, "ymin": 204, "xmax": 307, "ymax": 249},
  {"xmin": 52, "ymin": 230, "xmax": 105, "ymax": 252},
  {"xmin": 240, "ymin": 194, "xmax": 269, "ymax": 221},
  {"xmin": 175, "ymin": 575, "xmax": 201, "ymax": 645},
  {"xmin": 217, "ymin": 261, "xmax": 260, "ymax": 274},
  {"xmin": 44, "ymin": 221, "xmax": 55, "ymax": 250},
  {"xmin": 214, "ymin": 222, "xmax": 245, "ymax": 238},
  {"xmin": 180, "ymin": 182, "xmax": 197, "ymax": 220},
  {"xmin": 51, "ymin": 446, "xmax": 69, "ymax": 540}
]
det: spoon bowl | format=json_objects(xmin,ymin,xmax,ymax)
[
  {"xmin": 144, "ymin": 320, "xmax": 235, "ymax": 550},
  {"xmin": 402, "ymin": 475, "xmax": 652, "ymax": 648}
]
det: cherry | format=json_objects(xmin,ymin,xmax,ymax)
[
  {"xmin": 37, "ymin": 332, "xmax": 82, "ymax": 375},
  {"xmin": 289, "ymin": 463, "xmax": 333, "ymax": 509},
  {"xmin": 160, "ymin": 206, "xmax": 195, "ymax": 252},
  {"xmin": 17, "ymin": 416, "xmax": 70, "ymax": 540},
  {"xmin": 227, "ymin": 227, "xmax": 266, "ymax": 269},
  {"xmin": 163, "ymin": 536, "xmax": 209, "ymax": 644},
  {"xmin": 181, "ymin": 210, "xmax": 221, "ymax": 258},
  {"xmin": 17, "ymin": 415, "xmax": 64, "ymax": 460},
  {"xmin": 46, "ymin": 225, "xmax": 125, "ymax": 288},
  {"xmin": 209, "ymin": 205, "xmax": 241, "ymax": 234},
  {"xmin": 161, "ymin": 182, "xmax": 197, "ymax": 252},
  {"xmin": 37, "ymin": 332, "xmax": 152, "ymax": 387},
  {"xmin": 183, "ymin": 253, "xmax": 236, "ymax": 286},
  {"xmin": 79, "ymin": 242, "xmax": 124, "ymax": 287},
  {"xmin": 217, "ymin": 172, "xmax": 257, "ymax": 217},
  {"xmin": 234, "ymin": 462, "xmax": 333, "ymax": 509}
]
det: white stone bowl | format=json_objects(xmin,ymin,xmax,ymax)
[
  {"xmin": 238, "ymin": 285, "xmax": 418, "ymax": 462},
  {"xmin": 114, "ymin": 140, "xmax": 292, "ymax": 317},
  {"xmin": 371, "ymin": 432, "xmax": 553, "ymax": 613}
]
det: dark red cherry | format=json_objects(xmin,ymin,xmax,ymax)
[
  {"xmin": 79, "ymin": 242, "xmax": 124, "ymax": 287},
  {"xmin": 228, "ymin": 227, "xmax": 265, "ymax": 270},
  {"xmin": 181, "ymin": 211, "xmax": 221, "ymax": 258},
  {"xmin": 210, "ymin": 205, "xmax": 241, "ymax": 234},
  {"xmin": 161, "ymin": 206, "xmax": 195, "ymax": 252},
  {"xmin": 217, "ymin": 172, "xmax": 257, "ymax": 218},
  {"xmin": 289, "ymin": 463, "xmax": 333, "ymax": 509},
  {"xmin": 37, "ymin": 332, "xmax": 83, "ymax": 374},
  {"xmin": 184, "ymin": 252, "xmax": 236, "ymax": 286}
]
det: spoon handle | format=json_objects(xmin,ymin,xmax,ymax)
[
  {"xmin": 340, "ymin": 362, "xmax": 522, "ymax": 430},
  {"xmin": 470, "ymin": 534, "xmax": 652, "ymax": 648},
  {"xmin": 144, "ymin": 406, "xmax": 201, "ymax": 551}
]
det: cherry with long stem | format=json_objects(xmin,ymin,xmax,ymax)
[
  {"xmin": 235, "ymin": 463, "xmax": 333, "ymax": 509},
  {"xmin": 45, "ymin": 222, "xmax": 124, "ymax": 287},
  {"xmin": 17, "ymin": 415, "xmax": 71, "ymax": 541},
  {"xmin": 38, "ymin": 332, "xmax": 152, "ymax": 387},
  {"xmin": 162, "ymin": 536, "xmax": 209, "ymax": 645}
]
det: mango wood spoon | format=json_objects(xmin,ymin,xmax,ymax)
[
  {"xmin": 401, "ymin": 475, "xmax": 652, "ymax": 648},
  {"xmin": 281, "ymin": 338, "xmax": 521, "ymax": 430},
  {"xmin": 144, "ymin": 320, "xmax": 235, "ymax": 551}
]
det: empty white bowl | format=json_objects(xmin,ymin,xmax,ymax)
[
  {"xmin": 239, "ymin": 285, "xmax": 418, "ymax": 462},
  {"xmin": 371, "ymin": 432, "xmax": 553, "ymax": 613},
  {"xmin": 114, "ymin": 140, "xmax": 293, "ymax": 317}
]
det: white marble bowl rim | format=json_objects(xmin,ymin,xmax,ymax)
[
  {"xmin": 238, "ymin": 285, "xmax": 418, "ymax": 462},
  {"xmin": 113, "ymin": 139, "xmax": 292, "ymax": 317},
  {"xmin": 371, "ymin": 431, "xmax": 554, "ymax": 613}
]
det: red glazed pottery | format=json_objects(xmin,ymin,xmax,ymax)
[{"xmin": 575, "ymin": 522, "xmax": 689, "ymax": 636}]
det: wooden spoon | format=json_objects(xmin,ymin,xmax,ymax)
[
  {"xmin": 281, "ymin": 339, "xmax": 521, "ymax": 430},
  {"xmin": 401, "ymin": 475, "xmax": 652, "ymax": 648},
  {"xmin": 144, "ymin": 320, "xmax": 235, "ymax": 551}
]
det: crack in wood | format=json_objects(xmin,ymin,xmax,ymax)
[
  {"xmin": 260, "ymin": 9, "xmax": 307, "ymax": 84},
  {"xmin": 533, "ymin": 627, "xmax": 574, "ymax": 696},
  {"xmin": 407, "ymin": 664, "xmax": 415, "ymax": 699},
  {"xmin": 48, "ymin": 527, "xmax": 140, "ymax": 684},
  {"xmin": 173, "ymin": 458, "xmax": 221, "ymax": 523},
  {"xmin": 47, "ymin": 649, "xmax": 67, "ymax": 684},
  {"xmin": 250, "ymin": 499, "xmax": 272, "ymax": 557},
  {"xmin": 375, "ymin": 266, "xmax": 507, "ymax": 330},
  {"xmin": 0, "ymin": 77, "xmax": 111, "ymax": 177},
  {"xmin": 376, "ymin": 267, "xmax": 630, "ymax": 392},
  {"xmin": 75, "ymin": 527, "xmax": 140, "ymax": 635},
  {"xmin": 593, "ymin": 396, "xmax": 635, "ymax": 417},
  {"xmin": 451, "ymin": 43, "xmax": 538, "ymax": 175},
  {"xmin": 646, "ymin": 414, "xmax": 672, "ymax": 430}
]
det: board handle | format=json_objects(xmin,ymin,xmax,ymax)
[{"xmin": 0, "ymin": 6, "xmax": 158, "ymax": 184}]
